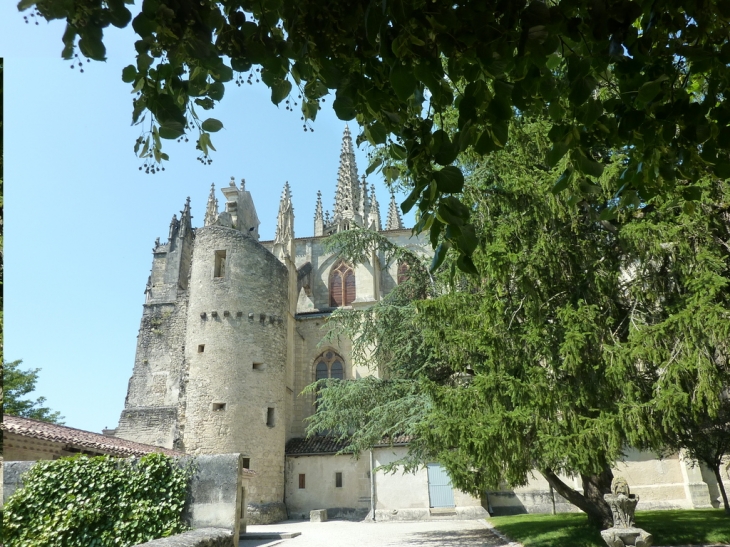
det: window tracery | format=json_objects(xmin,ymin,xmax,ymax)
[{"xmin": 329, "ymin": 261, "xmax": 355, "ymax": 307}]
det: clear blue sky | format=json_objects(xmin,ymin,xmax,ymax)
[{"xmin": 1, "ymin": 6, "xmax": 413, "ymax": 434}]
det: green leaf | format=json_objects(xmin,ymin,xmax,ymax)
[
  {"xmin": 194, "ymin": 98, "xmax": 215, "ymax": 110},
  {"xmin": 391, "ymin": 63, "xmax": 417, "ymax": 101},
  {"xmin": 636, "ymin": 76, "xmax": 668, "ymax": 105},
  {"xmin": 383, "ymin": 166, "xmax": 401, "ymax": 183},
  {"xmin": 271, "ymin": 79, "xmax": 292, "ymax": 105},
  {"xmin": 568, "ymin": 78, "xmax": 593, "ymax": 106},
  {"xmin": 389, "ymin": 143, "xmax": 407, "ymax": 160},
  {"xmin": 401, "ymin": 186, "xmax": 421, "ymax": 214},
  {"xmin": 491, "ymin": 121, "xmax": 509, "ymax": 147},
  {"xmin": 17, "ymin": 0, "xmax": 37, "ymax": 9},
  {"xmin": 208, "ymin": 82, "xmax": 225, "ymax": 101},
  {"xmin": 433, "ymin": 166, "xmax": 464, "ymax": 193},
  {"xmin": 430, "ymin": 241, "xmax": 451, "ymax": 272},
  {"xmin": 546, "ymin": 53, "xmax": 562, "ymax": 70},
  {"xmin": 681, "ymin": 185, "xmax": 702, "ymax": 201},
  {"xmin": 546, "ymin": 142, "xmax": 569, "ymax": 168},
  {"xmin": 599, "ymin": 206, "xmax": 617, "ymax": 220},
  {"xmin": 201, "ymin": 118, "xmax": 223, "ymax": 132},
  {"xmin": 548, "ymin": 101, "xmax": 565, "ymax": 121},
  {"xmin": 366, "ymin": 157, "xmax": 383, "ymax": 175},
  {"xmin": 456, "ymin": 253, "xmax": 478, "ymax": 275},
  {"xmin": 580, "ymin": 99, "xmax": 603, "ymax": 127},
  {"xmin": 432, "ymin": 130, "xmax": 458, "ymax": 165},
  {"xmin": 366, "ymin": 122, "xmax": 388, "ymax": 145},
  {"xmin": 551, "ymin": 169, "xmax": 573, "ymax": 194},
  {"xmin": 78, "ymin": 36, "xmax": 106, "ymax": 61},
  {"xmin": 455, "ymin": 224, "xmax": 478, "ymax": 255},
  {"xmin": 474, "ymin": 130, "xmax": 498, "ymax": 155},
  {"xmin": 574, "ymin": 151, "xmax": 604, "ymax": 178},
  {"xmin": 122, "ymin": 65, "xmax": 138, "ymax": 83},
  {"xmin": 713, "ymin": 161, "xmax": 730, "ymax": 178},
  {"xmin": 429, "ymin": 217, "xmax": 443, "ymax": 247},
  {"xmin": 159, "ymin": 120, "xmax": 185, "ymax": 139},
  {"xmin": 108, "ymin": 3, "xmax": 132, "ymax": 28},
  {"xmin": 333, "ymin": 95, "xmax": 356, "ymax": 120}
]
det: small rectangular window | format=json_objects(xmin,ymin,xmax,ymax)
[
  {"xmin": 299, "ymin": 474, "xmax": 305, "ymax": 489},
  {"xmin": 214, "ymin": 250, "xmax": 227, "ymax": 278},
  {"xmin": 212, "ymin": 402, "xmax": 226, "ymax": 411},
  {"xmin": 266, "ymin": 407, "xmax": 275, "ymax": 427},
  {"xmin": 335, "ymin": 472, "xmax": 343, "ymax": 488},
  {"xmin": 198, "ymin": 344, "xmax": 205, "ymax": 353},
  {"xmin": 242, "ymin": 458, "xmax": 250, "ymax": 469},
  {"xmin": 253, "ymin": 362, "xmax": 264, "ymax": 371}
]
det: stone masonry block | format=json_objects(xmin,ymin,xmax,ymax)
[{"xmin": 310, "ymin": 509, "xmax": 328, "ymax": 522}]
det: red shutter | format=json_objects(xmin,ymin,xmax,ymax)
[
  {"xmin": 344, "ymin": 271, "xmax": 356, "ymax": 306},
  {"xmin": 331, "ymin": 273, "xmax": 343, "ymax": 307}
]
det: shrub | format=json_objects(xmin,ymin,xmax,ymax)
[{"xmin": 4, "ymin": 452, "xmax": 192, "ymax": 547}]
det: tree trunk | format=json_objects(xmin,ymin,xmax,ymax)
[
  {"xmin": 712, "ymin": 464, "xmax": 730, "ymax": 515},
  {"xmin": 542, "ymin": 467, "xmax": 615, "ymax": 529}
]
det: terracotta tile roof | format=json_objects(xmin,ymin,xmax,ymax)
[
  {"xmin": 285, "ymin": 434, "xmax": 411, "ymax": 455},
  {"xmin": 2, "ymin": 414, "xmax": 183, "ymax": 458}
]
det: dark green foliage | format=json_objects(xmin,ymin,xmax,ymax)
[
  {"xmin": 490, "ymin": 510, "xmax": 730, "ymax": 547},
  {"xmin": 3, "ymin": 359, "xmax": 64, "ymax": 424},
  {"xmin": 3, "ymin": 453, "xmax": 192, "ymax": 547},
  {"xmin": 615, "ymin": 176, "xmax": 730, "ymax": 513},
  {"xmin": 19, "ymin": 0, "xmax": 730, "ymax": 269},
  {"xmin": 312, "ymin": 116, "xmax": 730, "ymax": 528},
  {"xmin": 306, "ymin": 229, "xmax": 438, "ymax": 469}
]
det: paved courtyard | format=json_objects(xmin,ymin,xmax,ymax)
[{"xmin": 240, "ymin": 519, "xmax": 521, "ymax": 547}]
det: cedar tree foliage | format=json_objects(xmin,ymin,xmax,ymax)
[{"xmin": 309, "ymin": 118, "xmax": 730, "ymax": 528}]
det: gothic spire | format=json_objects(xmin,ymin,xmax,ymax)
[
  {"xmin": 314, "ymin": 190, "xmax": 324, "ymax": 236},
  {"xmin": 179, "ymin": 197, "xmax": 192, "ymax": 237},
  {"xmin": 332, "ymin": 125, "xmax": 361, "ymax": 226},
  {"xmin": 386, "ymin": 191, "xmax": 404, "ymax": 230},
  {"xmin": 204, "ymin": 183, "xmax": 219, "ymax": 226},
  {"xmin": 274, "ymin": 181, "xmax": 294, "ymax": 245},
  {"xmin": 359, "ymin": 174, "xmax": 370, "ymax": 221},
  {"xmin": 369, "ymin": 183, "xmax": 382, "ymax": 231}
]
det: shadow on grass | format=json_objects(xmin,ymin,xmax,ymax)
[{"xmin": 489, "ymin": 509, "xmax": 729, "ymax": 547}]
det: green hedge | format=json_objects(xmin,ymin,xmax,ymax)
[{"xmin": 4, "ymin": 453, "xmax": 192, "ymax": 547}]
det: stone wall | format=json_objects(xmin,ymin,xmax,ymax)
[
  {"xmin": 133, "ymin": 528, "xmax": 233, "ymax": 547},
  {"xmin": 116, "ymin": 287, "xmax": 190, "ymax": 449},
  {"xmin": 285, "ymin": 453, "xmax": 371, "ymax": 519},
  {"xmin": 182, "ymin": 226, "xmax": 288, "ymax": 522},
  {"xmin": 485, "ymin": 449, "xmax": 729, "ymax": 515},
  {"xmin": 4, "ymin": 454, "xmax": 248, "ymax": 539}
]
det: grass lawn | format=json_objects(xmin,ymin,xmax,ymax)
[{"xmin": 488, "ymin": 509, "xmax": 730, "ymax": 547}]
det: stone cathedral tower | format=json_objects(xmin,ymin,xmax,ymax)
[{"xmin": 112, "ymin": 127, "xmax": 430, "ymax": 523}]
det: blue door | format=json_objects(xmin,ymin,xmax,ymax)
[{"xmin": 427, "ymin": 464, "xmax": 455, "ymax": 508}]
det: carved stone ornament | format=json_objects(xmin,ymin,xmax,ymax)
[{"xmin": 600, "ymin": 477, "xmax": 654, "ymax": 547}]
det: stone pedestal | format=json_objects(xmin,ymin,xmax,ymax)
[
  {"xmin": 601, "ymin": 478, "xmax": 653, "ymax": 547},
  {"xmin": 310, "ymin": 509, "xmax": 328, "ymax": 522},
  {"xmin": 601, "ymin": 527, "xmax": 653, "ymax": 547}
]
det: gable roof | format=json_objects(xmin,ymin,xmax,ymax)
[{"xmin": 2, "ymin": 414, "xmax": 182, "ymax": 458}]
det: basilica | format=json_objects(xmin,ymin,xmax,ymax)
[{"xmin": 110, "ymin": 127, "xmax": 724, "ymax": 523}]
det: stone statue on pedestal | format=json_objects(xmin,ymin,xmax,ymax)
[{"xmin": 600, "ymin": 477, "xmax": 653, "ymax": 547}]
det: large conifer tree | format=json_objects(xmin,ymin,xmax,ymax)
[{"xmin": 310, "ymin": 117, "xmax": 730, "ymax": 527}]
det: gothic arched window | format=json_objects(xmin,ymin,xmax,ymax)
[
  {"xmin": 330, "ymin": 261, "xmax": 355, "ymax": 307},
  {"xmin": 314, "ymin": 351, "xmax": 346, "ymax": 381},
  {"xmin": 314, "ymin": 351, "xmax": 346, "ymax": 415},
  {"xmin": 397, "ymin": 262, "xmax": 411, "ymax": 284}
]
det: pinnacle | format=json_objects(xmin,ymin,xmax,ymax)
[{"xmin": 386, "ymin": 191, "xmax": 404, "ymax": 230}]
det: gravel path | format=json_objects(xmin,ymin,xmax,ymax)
[{"xmin": 240, "ymin": 519, "xmax": 521, "ymax": 547}]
